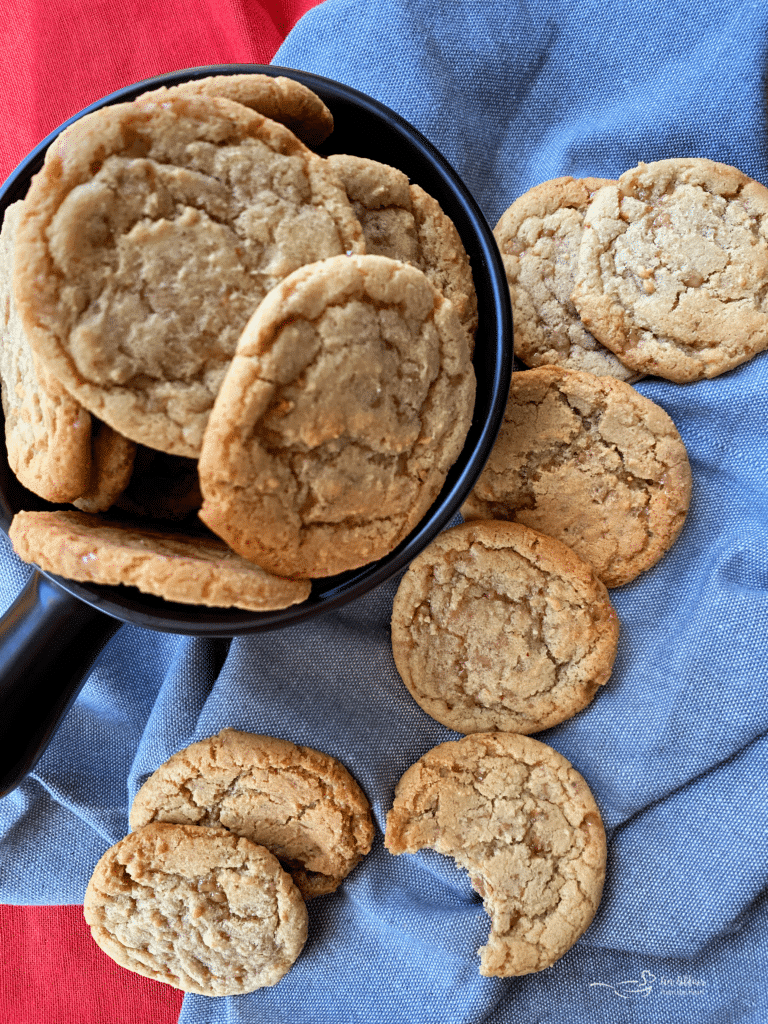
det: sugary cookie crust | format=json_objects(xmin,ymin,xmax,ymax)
[
  {"xmin": 571, "ymin": 158, "xmax": 768, "ymax": 381},
  {"xmin": 461, "ymin": 365, "xmax": 691, "ymax": 588},
  {"xmin": 494, "ymin": 176, "xmax": 639, "ymax": 380},
  {"xmin": 8, "ymin": 509, "xmax": 311, "ymax": 610},
  {"xmin": 391, "ymin": 520, "xmax": 619, "ymax": 734},
  {"xmin": 83, "ymin": 822, "xmax": 308, "ymax": 995},
  {"xmin": 130, "ymin": 729, "xmax": 374, "ymax": 898},
  {"xmin": 137, "ymin": 72, "xmax": 334, "ymax": 147},
  {"xmin": 384, "ymin": 732, "xmax": 606, "ymax": 977},
  {"xmin": 198, "ymin": 253, "xmax": 476, "ymax": 579},
  {"xmin": 14, "ymin": 94, "xmax": 364, "ymax": 457}
]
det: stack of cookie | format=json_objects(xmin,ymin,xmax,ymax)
[
  {"xmin": 1, "ymin": 72, "xmax": 478, "ymax": 606},
  {"xmin": 84, "ymin": 729, "xmax": 374, "ymax": 996}
]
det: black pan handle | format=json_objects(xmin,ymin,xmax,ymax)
[{"xmin": 0, "ymin": 571, "xmax": 121, "ymax": 797}]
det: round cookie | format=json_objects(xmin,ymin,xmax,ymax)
[
  {"xmin": 72, "ymin": 420, "xmax": 137, "ymax": 513},
  {"xmin": 198, "ymin": 253, "xmax": 476, "ymax": 579},
  {"xmin": 8, "ymin": 510, "xmax": 311, "ymax": 610},
  {"xmin": 137, "ymin": 72, "xmax": 334, "ymax": 147},
  {"xmin": 494, "ymin": 177, "xmax": 639, "ymax": 381},
  {"xmin": 130, "ymin": 729, "xmax": 374, "ymax": 899},
  {"xmin": 384, "ymin": 732, "xmax": 606, "ymax": 977},
  {"xmin": 391, "ymin": 520, "xmax": 619, "ymax": 734},
  {"xmin": 13, "ymin": 94, "xmax": 365, "ymax": 457},
  {"xmin": 461, "ymin": 365, "xmax": 691, "ymax": 588},
  {"xmin": 84, "ymin": 822, "xmax": 308, "ymax": 995},
  {"xmin": 327, "ymin": 154, "xmax": 478, "ymax": 348},
  {"xmin": 571, "ymin": 158, "xmax": 768, "ymax": 381}
]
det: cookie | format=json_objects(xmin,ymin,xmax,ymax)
[
  {"xmin": 0, "ymin": 201, "xmax": 92, "ymax": 502},
  {"xmin": 198, "ymin": 253, "xmax": 476, "ymax": 579},
  {"xmin": 137, "ymin": 72, "xmax": 334, "ymax": 147},
  {"xmin": 461, "ymin": 365, "xmax": 691, "ymax": 588},
  {"xmin": 13, "ymin": 93, "xmax": 365, "ymax": 457},
  {"xmin": 130, "ymin": 729, "xmax": 374, "ymax": 899},
  {"xmin": 494, "ymin": 177, "xmax": 640, "ymax": 381},
  {"xmin": 571, "ymin": 158, "xmax": 768, "ymax": 381},
  {"xmin": 384, "ymin": 732, "xmax": 606, "ymax": 977},
  {"xmin": 72, "ymin": 420, "xmax": 136, "ymax": 513},
  {"xmin": 327, "ymin": 154, "xmax": 478, "ymax": 348},
  {"xmin": 83, "ymin": 822, "xmax": 307, "ymax": 995},
  {"xmin": 8, "ymin": 510, "xmax": 311, "ymax": 610},
  {"xmin": 391, "ymin": 520, "xmax": 619, "ymax": 734}
]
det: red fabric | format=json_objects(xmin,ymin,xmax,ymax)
[{"xmin": 0, "ymin": 3, "xmax": 324, "ymax": 1019}]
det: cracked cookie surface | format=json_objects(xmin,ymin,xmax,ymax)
[
  {"xmin": 8, "ymin": 510, "xmax": 311, "ymax": 610},
  {"xmin": 461, "ymin": 365, "xmax": 691, "ymax": 587},
  {"xmin": 571, "ymin": 158, "xmax": 768, "ymax": 381},
  {"xmin": 198, "ymin": 253, "xmax": 476, "ymax": 578},
  {"xmin": 391, "ymin": 520, "xmax": 619, "ymax": 734},
  {"xmin": 328, "ymin": 154, "xmax": 478, "ymax": 349},
  {"xmin": 494, "ymin": 177, "xmax": 639, "ymax": 381},
  {"xmin": 14, "ymin": 94, "xmax": 364, "ymax": 457},
  {"xmin": 84, "ymin": 822, "xmax": 307, "ymax": 995},
  {"xmin": 384, "ymin": 732, "xmax": 606, "ymax": 977},
  {"xmin": 130, "ymin": 729, "xmax": 374, "ymax": 898}
]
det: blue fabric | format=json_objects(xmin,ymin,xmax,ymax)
[{"xmin": 2, "ymin": 1, "xmax": 768, "ymax": 1021}]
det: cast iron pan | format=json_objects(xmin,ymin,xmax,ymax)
[{"xmin": 0, "ymin": 64, "xmax": 512, "ymax": 796}]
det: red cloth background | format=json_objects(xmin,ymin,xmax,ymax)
[{"xmin": 0, "ymin": 2, "xmax": 322, "ymax": 1020}]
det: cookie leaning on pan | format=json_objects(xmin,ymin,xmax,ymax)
[
  {"xmin": 462, "ymin": 365, "xmax": 691, "ymax": 587},
  {"xmin": 13, "ymin": 93, "xmax": 365, "ymax": 458},
  {"xmin": 493, "ymin": 176, "xmax": 639, "ymax": 381},
  {"xmin": 385, "ymin": 733, "xmax": 606, "ymax": 977},
  {"xmin": 130, "ymin": 729, "xmax": 374, "ymax": 899},
  {"xmin": 391, "ymin": 520, "xmax": 619, "ymax": 734},
  {"xmin": 571, "ymin": 157, "xmax": 768, "ymax": 381},
  {"xmin": 199, "ymin": 253, "xmax": 476, "ymax": 579}
]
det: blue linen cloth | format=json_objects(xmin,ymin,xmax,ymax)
[{"xmin": 2, "ymin": 1, "xmax": 768, "ymax": 1021}]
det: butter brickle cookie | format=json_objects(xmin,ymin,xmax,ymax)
[
  {"xmin": 84, "ymin": 822, "xmax": 307, "ymax": 995},
  {"xmin": 461, "ymin": 365, "xmax": 691, "ymax": 587},
  {"xmin": 137, "ymin": 72, "xmax": 334, "ymax": 147},
  {"xmin": 571, "ymin": 157, "xmax": 768, "ymax": 381},
  {"xmin": 8, "ymin": 510, "xmax": 310, "ymax": 610},
  {"xmin": 391, "ymin": 520, "xmax": 619, "ymax": 734},
  {"xmin": 130, "ymin": 729, "xmax": 374, "ymax": 898},
  {"xmin": 385, "ymin": 732, "xmax": 606, "ymax": 977},
  {"xmin": 494, "ymin": 176, "xmax": 640, "ymax": 381},
  {"xmin": 327, "ymin": 154, "xmax": 478, "ymax": 349},
  {"xmin": 13, "ymin": 94, "xmax": 364, "ymax": 457},
  {"xmin": 199, "ymin": 253, "xmax": 476, "ymax": 579}
]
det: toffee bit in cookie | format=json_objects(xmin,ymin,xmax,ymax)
[{"xmin": 391, "ymin": 520, "xmax": 619, "ymax": 734}]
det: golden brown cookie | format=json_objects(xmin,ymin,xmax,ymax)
[
  {"xmin": 494, "ymin": 177, "xmax": 639, "ymax": 380},
  {"xmin": 198, "ymin": 253, "xmax": 476, "ymax": 579},
  {"xmin": 130, "ymin": 729, "xmax": 374, "ymax": 899},
  {"xmin": 14, "ymin": 94, "xmax": 365, "ymax": 457},
  {"xmin": 8, "ymin": 510, "xmax": 311, "ymax": 610},
  {"xmin": 385, "ymin": 732, "xmax": 606, "ymax": 977},
  {"xmin": 571, "ymin": 158, "xmax": 768, "ymax": 381},
  {"xmin": 391, "ymin": 520, "xmax": 619, "ymax": 734},
  {"xmin": 328, "ymin": 154, "xmax": 478, "ymax": 348},
  {"xmin": 84, "ymin": 822, "xmax": 308, "ymax": 995},
  {"xmin": 137, "ymin": 72, "xmax": 334, "ymax": 147},
  {"xmin": 72, "ymin": 420, "xmax": 137, "ymax": 513},
  {"xmin": 461, "ymin": 365, "xmax": 691, "ymax": 588}
]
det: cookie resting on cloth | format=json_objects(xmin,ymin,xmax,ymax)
[
  {"xmin": 384, "ymin": 732, "xmax": 606, "ymax": 977},
  {"xmin": 83, "ymin": 823, "xmax": 308, "ymax": 996},
  {"xmin": 198, "ymin": 253, "xmax": 476, "ymax": 579},
  {"xmin": 12, "ymin": 93, "xmax": 364, "ymax": 457},
  {"xmin": 571, "ymin": 158, "xmax": 768, "ymax": 381},
  {"xmin": 461, "ymin": 365, "xmax": 691, "ymax": 587},
  {"xmin": 136, "ymin": 72, "xmax": 334, "ymax": 147},
  {"xmin": 493, "ymin": 176, "xmax": 640, "ymax": 381},
  {"xmin": 327, "ymin": 154, "xmax": 478, "ymax": 349},
  {"xmin": 8, "ymin": 510, "xmax": 310, "ymax": 610},
  {"xmin": 390, "ymin": 520, "xmax": 619, "ymax": 734},
  {"xmin": 130, "ymin": 729, "xmax": 374, "ymax": 899}
]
